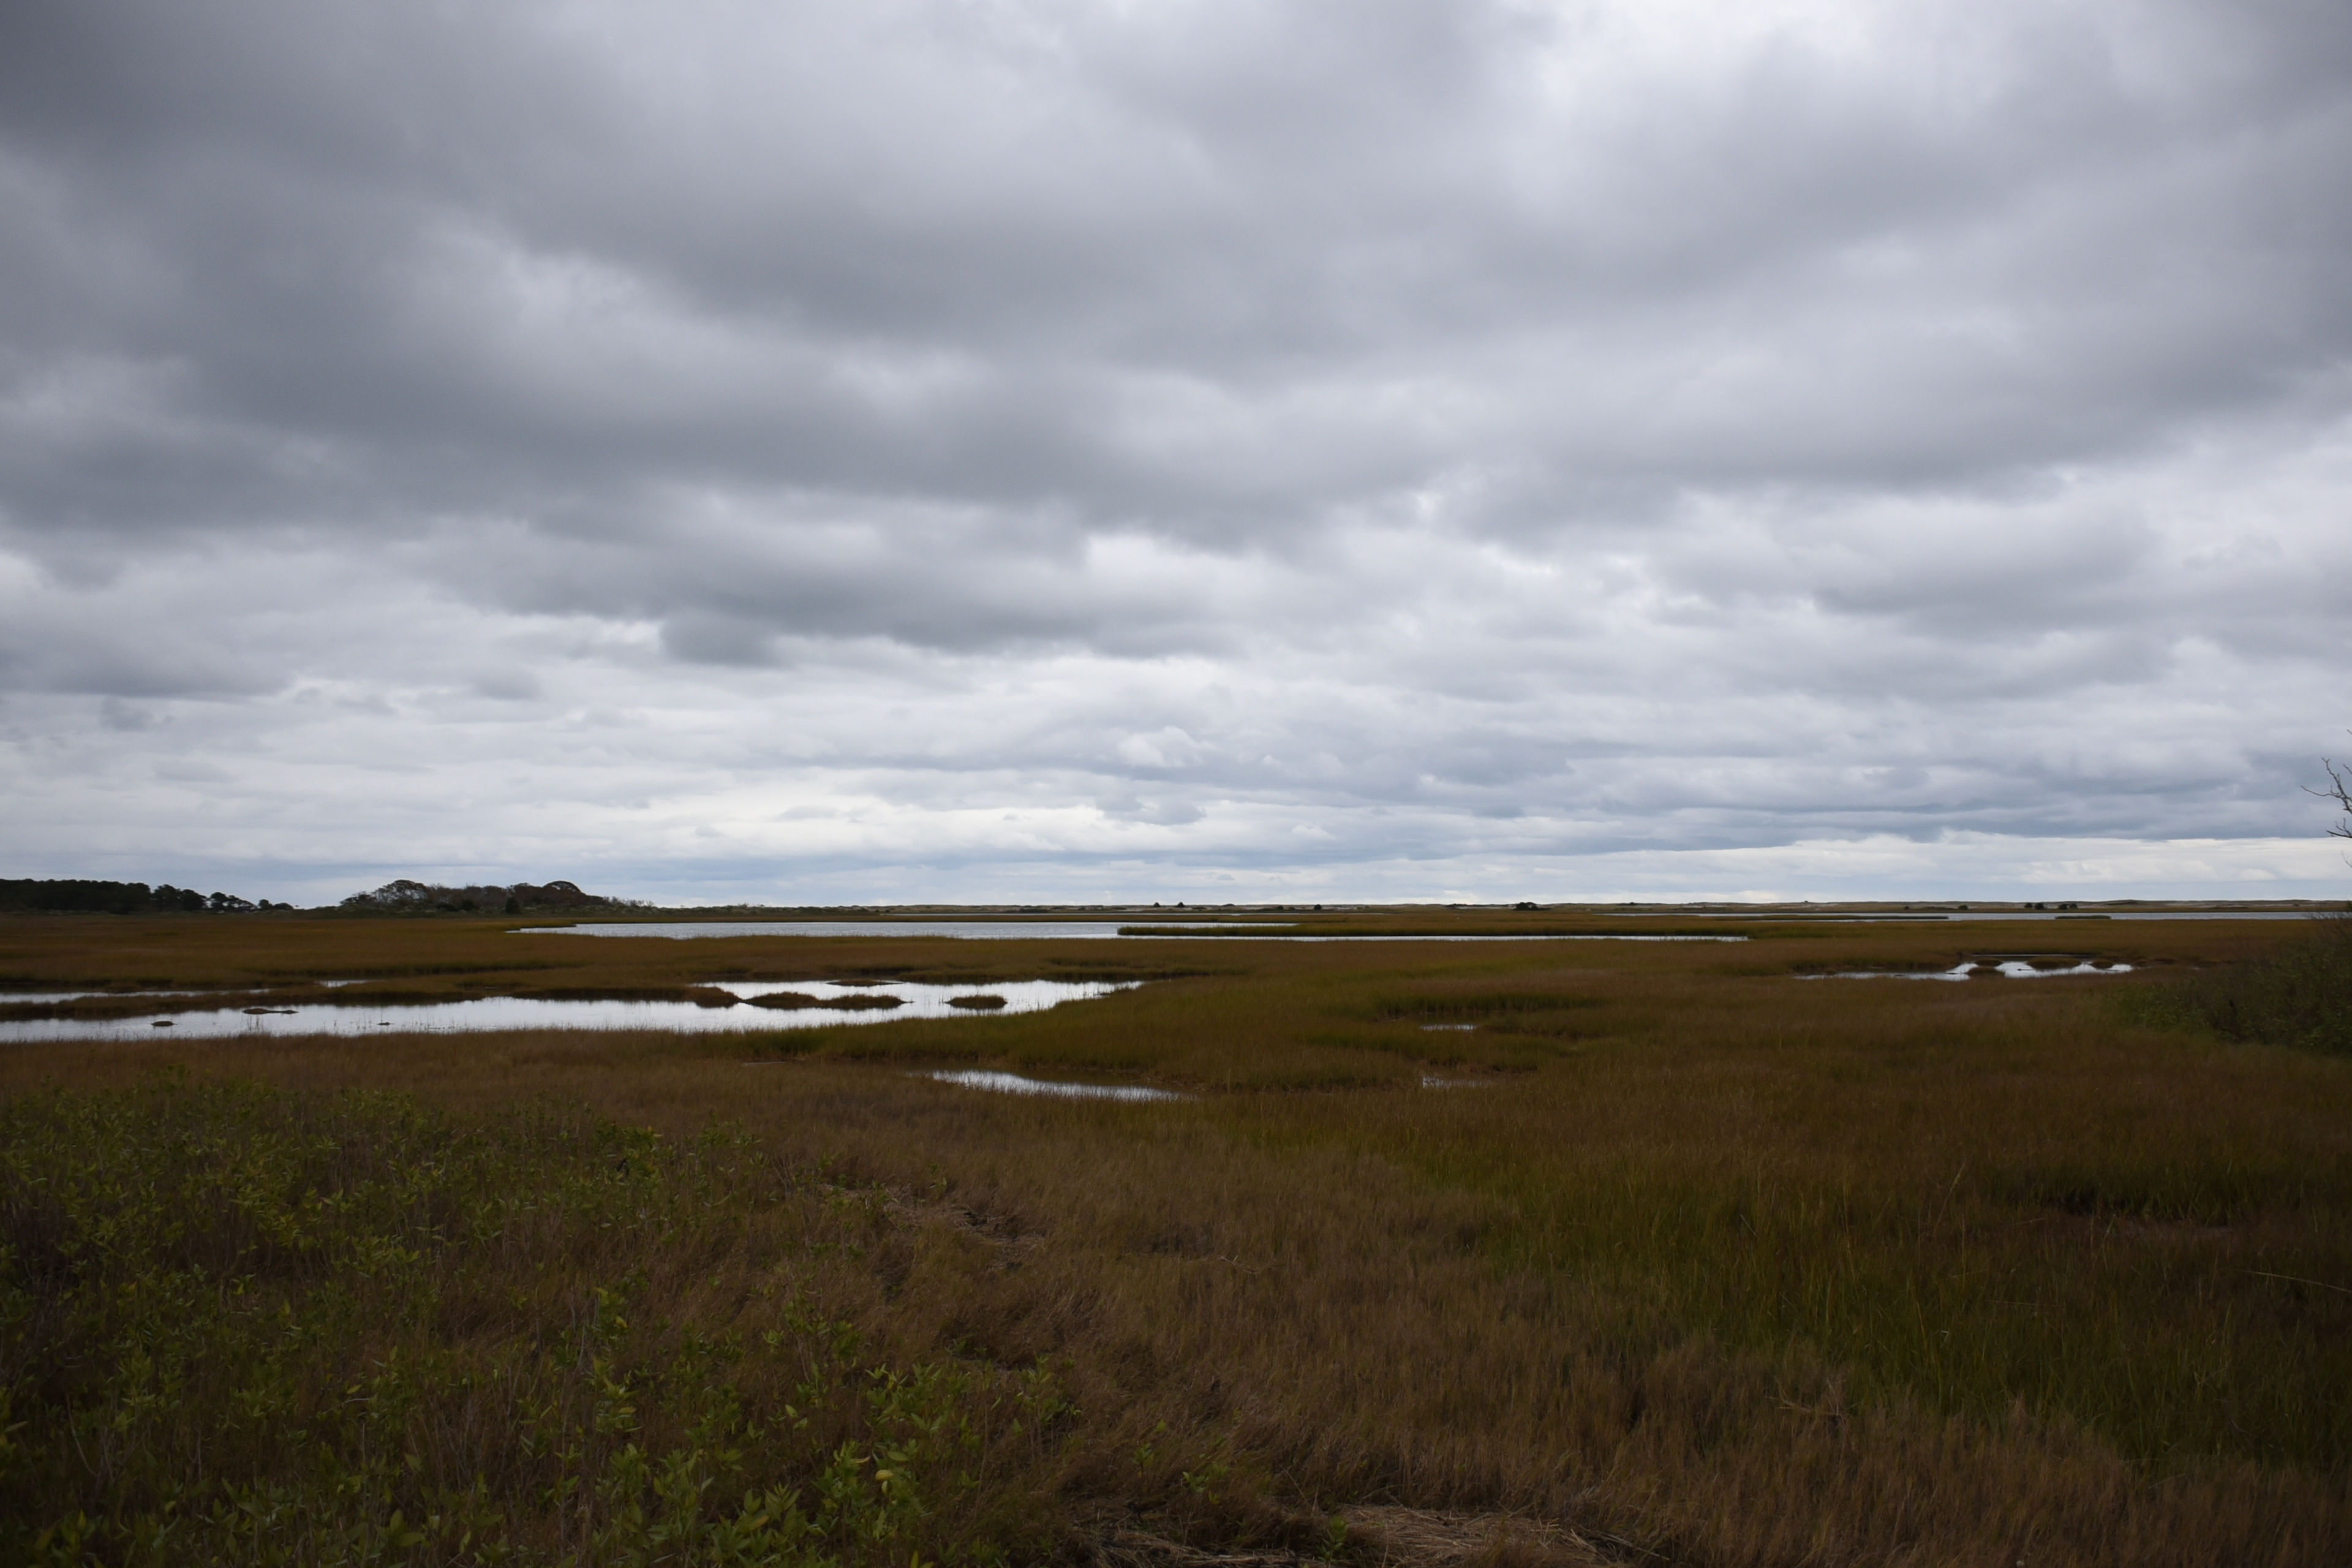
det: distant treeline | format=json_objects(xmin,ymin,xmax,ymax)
[
  {"xmin": 0, "ymin": 879, "xmax": 288, "ymax": 914},
  {"xmin": 339, "ymin": 879, "xmax": 637, "ymax": 914}
]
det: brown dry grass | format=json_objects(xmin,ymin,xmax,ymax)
[{"xmin": 3, "ymin": 911, "xmax": 2348, "ymax": 1564}]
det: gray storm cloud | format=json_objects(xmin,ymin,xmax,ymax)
[{"xmin": 1, "ymin": 0, "xmax": 2348, "ymax": 902}]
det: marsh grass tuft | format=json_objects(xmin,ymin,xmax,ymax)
[{"xmin": 0, "ymin": 1079, "xmax": 1075, "ymax": 1566}]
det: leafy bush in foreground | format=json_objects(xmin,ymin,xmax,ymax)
[{"xmin": 0, "ymin": 1080, "xmax": 1071, "ymax": 1567}]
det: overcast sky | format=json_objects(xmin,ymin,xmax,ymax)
[{"xmin": 2, "ymin": 0, "xmax": 2348, "ymax": 905}]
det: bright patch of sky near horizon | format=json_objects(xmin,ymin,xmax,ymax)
[{"xmin": 0, "ymin": 0, "xmax": 2346, "ymax": 905}]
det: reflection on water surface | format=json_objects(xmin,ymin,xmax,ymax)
[
  {"xmin": 0, "ymin": 980, "xmax": 1135, "ymax": 1043},
  {"xmin": 1803, "ymin": 960, "xmax": 2133, "ymax": 981},
  {"xmin": 925, "ymin": 1069, "xmax": 1183, "ymax": 1102}
]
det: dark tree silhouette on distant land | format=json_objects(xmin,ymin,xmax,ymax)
[
  {"xmin": 0, "ymin": 880, "xmax": 262, "ymax": 914},
  {"xmin": 339, "ymin": 878, "xmax": 636, "ymax": 914}
]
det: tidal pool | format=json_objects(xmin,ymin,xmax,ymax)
[
  {"xmin": 4, "ymin": 980, "xmax": 372, "ymax": 1006},
  {"xmin": 925, "ymin": 1069, "xmax": 1183, "ymax": 1102},
  {"xmin": 0, "ymin": 979, "xmax": 1136, "ymax": 1044},
  {"xmin": 1803, "ymin": 960, "xmax": 2133, "ymax": 981}
]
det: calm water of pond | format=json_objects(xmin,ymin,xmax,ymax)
[
  {"xmin": 0, "ymin": 980, "xmax": 1135, "ymax": 1044},
  {"xmin": 1803, "ymin": 960, "xmax": 2133, "ymax": 981}
]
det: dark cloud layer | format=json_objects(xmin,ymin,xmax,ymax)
[{"xmin": 2, "ymin": 0, "xmax": 2348, "ymax": 900}]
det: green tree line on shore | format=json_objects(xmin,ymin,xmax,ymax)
[{"xmin": 0, "ymin": 880, "xmax": 287, "ymax": 915}]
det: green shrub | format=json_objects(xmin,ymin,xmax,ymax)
[{"xmin": 2166, "ymin": 917, "xmax": 2352, "ymax": 1055}]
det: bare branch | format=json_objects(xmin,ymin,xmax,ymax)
[{"xmin": 2309, "ymin": 744, "xmax": 2352, "ymax": 845}]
